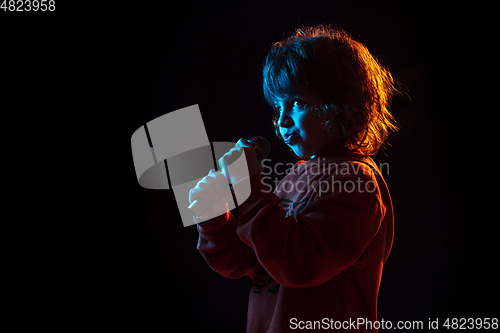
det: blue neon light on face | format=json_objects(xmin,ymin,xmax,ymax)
[{"xmin": 275, "ymin": 92, "xmax": 339, "ymax": 159}]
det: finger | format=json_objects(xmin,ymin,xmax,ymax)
[
  {"xmin": 236, "ymin": 138, "xmax": 252, "ymax": 148},
  {"xmin": 189, "ymin": 187, "xmax": 207, "ymax": 204},
  {"xmin": 214, "ymin": 172, "xmax": 232, "ymax": 203},
  {"xmin": 199, "ymin": 201, "xmax": 226, "ymax": 221},
  {"xmin": 204, "ymin": 174, "xmax": 225, "ymax": 197},
  {"xmin": 190, "ymin": 187, "xmax": 208, "ymax": 200},
  {"xmin": 218, "ymin": 148, "xmax": 242, "ymax": 172},
  {"xmin": 197, "ymin": 180, "xmax": 219, "ymax": 201},
  {"xmin": 214, "ymin": 171, "xmax": 229, "ymax": 189},
  {"xmin": 211, "ymin": 198, "xmax": 227, "ymax": 214},
  {"xmin": 207, "ymin": 169, "xmax": 225, "ymax": 195},
  {"xmin": 199, "ymin": 210, "xmax": 215, "ymax": 221},
  {"xmin": 220, "ymin": 189, "xmax": 232, "ymax": 206}
]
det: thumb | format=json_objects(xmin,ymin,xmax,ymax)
[{"xmin": 236, "ymin": 138, "xmax": 252, "ymax": 148}]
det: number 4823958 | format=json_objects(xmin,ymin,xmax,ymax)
[{"xmin": 1, "ymin": 0, "xmax": 55, "ymax": 11}]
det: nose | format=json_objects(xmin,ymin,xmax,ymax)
[{"xmin": 277, "ymin": 109, "xmax": 293, "ymax": 128}]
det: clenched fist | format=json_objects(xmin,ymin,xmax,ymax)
[{"xmin": 188, "ymin": 169, "xmax": 233, "ymax": 221}]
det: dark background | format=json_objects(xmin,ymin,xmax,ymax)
[
  {"xmin": 112, "ymin": 1, "xmax": 495, "ymax": 332},
  {"xmin": 1, "ymin": 0, "xmax": 494, "ymax": 331}
]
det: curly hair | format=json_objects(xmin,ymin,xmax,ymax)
[{"xmin": 262, "ymin": 25, "xmax": 398, "ymax": 156}]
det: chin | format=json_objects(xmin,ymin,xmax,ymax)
[{"xmin": 293, "ymin": 148, "xmax": 309, "ymax": 160}]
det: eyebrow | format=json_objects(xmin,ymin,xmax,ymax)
[{"xmin": 276, "ymin": 94, "xmax": 312, "ymax": 104}]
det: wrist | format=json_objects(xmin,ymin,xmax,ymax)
[{"xmin": 196, "ymin": 209, "xmax": 231, "ymax": 232}]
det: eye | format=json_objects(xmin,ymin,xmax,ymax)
[{"xmin": 293, "ymin": 99, "xmax": 306, "ymax": 108}]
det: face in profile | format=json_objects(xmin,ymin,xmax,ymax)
[{"xmin": 275, "ymin": 91, "xmax": 340, "ymax": 159}]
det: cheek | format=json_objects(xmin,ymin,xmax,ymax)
[
  {"xmin": 296, "ymin": 120, "xmax": 321, "ymax": 156},
  {"xmin": 299, "ymin": 114, "xmax": 324, "ymax": 139}
]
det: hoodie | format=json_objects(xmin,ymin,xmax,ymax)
[{"xmin": 197, "ymin": 152, "xmax": 394, "ymax": 332}]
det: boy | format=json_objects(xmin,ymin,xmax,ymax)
[{"xmin": 189, "ymin": 25, "xmax": 397, "ymax": 332}]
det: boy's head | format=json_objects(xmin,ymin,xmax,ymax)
[{"xmin": 263, "ymin": 25, "xmax": 398, "ymax": 158}]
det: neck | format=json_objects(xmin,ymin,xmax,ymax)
[{"xmin": 310, "ymin": 145, "xmax": 350, "ymax": 160}]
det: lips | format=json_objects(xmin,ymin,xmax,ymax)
[{"xmin": 283, "ymin": 131, "xmax": 298, "ymax": 144}]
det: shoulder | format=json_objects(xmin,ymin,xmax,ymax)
[
  {"xmin": 334, "ymin": 160, "xmax": 380, "ymax": 188},
  {"xmin": 306, "ymin": 154, "xmax": 377, "ymax": 181},
  {"xmin": 304, "ymin": 156, "xmax": 382, "ymax": 201}
]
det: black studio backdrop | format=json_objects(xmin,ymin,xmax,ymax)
[{"xmin": 111, "ymin": 1, "xmax": 496, "ymax": 331}]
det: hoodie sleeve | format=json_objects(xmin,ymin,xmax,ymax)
[
  {"xmin": 197, "ymin": 210, "xmax": 258, "ymax": 279},
  {"xmin": 234, "ymin": 170, "xmax": 385, "ymax": 288}
]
